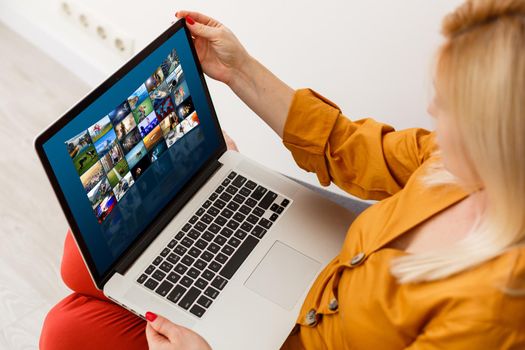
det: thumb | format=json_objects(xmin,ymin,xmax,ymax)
[
  {"xmin": 145, "ymin": 322, "xmax": 169, "ymax": 346},
  {"xmin": 185, "ymin": 17, "xmax": 220, "ymax": 40},
  {"xmin": 146, "ymin": 312, "xmax": 181, "ymax": 342}
]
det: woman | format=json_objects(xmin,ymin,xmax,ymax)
[{"xmin": 40, "ymin": 1, "xmax": 525, "ymax": 349}]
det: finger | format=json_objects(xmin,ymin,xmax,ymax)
[
  {"xmin": 175, "ymin": 10, "xmax": 219, "ymax": 27},
  {"xmin": 148, "ymin": 313, "xmax": 181, "ymax": 342},
  {"xmin": 185, "ymin": 20, "xmax": 221, "ymax": 40},
  {"xmin": 145, "ymin": 322, "xmax": 169, "ymax": 346}
]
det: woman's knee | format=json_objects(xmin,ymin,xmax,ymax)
[{"xmin": 40, "ymin": 293, "xmax": 147, "ymax": 350}]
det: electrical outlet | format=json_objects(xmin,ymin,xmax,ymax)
[{"xmin": 58, "ymin": 0, "xmax": 134, "ymax": 59}]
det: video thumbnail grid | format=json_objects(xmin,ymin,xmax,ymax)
[{"xmin": 65, "ymin": 49, "xmax": 201, "ymax": 223}]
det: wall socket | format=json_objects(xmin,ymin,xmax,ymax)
[{"xmin": 59, "ymin": 1, "xmax": 134, "ymax": 59}]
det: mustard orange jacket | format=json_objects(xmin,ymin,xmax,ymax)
[{"xmin": 280, "ymin": 89, "xmax": 525, "ymax": 350}]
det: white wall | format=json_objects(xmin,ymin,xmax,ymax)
[{"xmin": 0, "ymin": 0, "xmax": 463, "ymax": 196}]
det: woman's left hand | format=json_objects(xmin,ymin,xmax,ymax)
[{"xmin": 145, "ymin": 312, "xmax": 211, "ymax": 350}]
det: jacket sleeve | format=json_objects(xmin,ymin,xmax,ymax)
[
  {"xmin": 282, "ymin": 88, "xmax": 437, "ymax": 200},
  {"xmin": 403, "ymin": 319, "xmax": 525, "ymax": 350}
]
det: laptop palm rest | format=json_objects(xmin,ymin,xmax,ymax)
[{"xmin": 244, "ymin": 241, "xmax": 321, "ymax": 310}]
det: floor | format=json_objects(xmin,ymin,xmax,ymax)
[{"xmin": 0, "ymin": 23, "xmax": 89, "ymax": 348}]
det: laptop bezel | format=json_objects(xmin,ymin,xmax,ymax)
[{"xmin": 34, "ymin": 18, "xmax": 227, "ymax": 290}]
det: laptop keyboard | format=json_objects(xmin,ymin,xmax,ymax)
[{"xmin": 136, "ymin": 171, "xmax": 291, "ymax": 318}]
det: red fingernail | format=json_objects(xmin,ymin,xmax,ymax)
[
  {"xmin": 185, "ymin": 15, "xmax": 195, "ymax": 25},
  {"xmin": 145, "ymin": 311, "xmax": 157, "ymax": 322}
]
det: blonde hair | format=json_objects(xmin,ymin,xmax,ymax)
[{"xmin": 391, "ymin": 0, "xmax": 525, "ymax": 285}]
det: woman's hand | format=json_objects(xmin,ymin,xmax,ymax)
[
  {"xmin": 175, "ymin": 11, "xmax": 250, "ymax": 86},
  {"xmin": 145, "ymin": 312, "xmax": 211, "ymax": 350}
]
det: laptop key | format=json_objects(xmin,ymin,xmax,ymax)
[
  {"xmin": 204, "ymin": 286, "xmax": 220, "ymax": 299},
  {"xmin": 155, "ymin": 280, "xmax": 174, "ymax": 297},
  {"xmin": 209, "ymin": 261, "xmax": 221, "ymax": 273},
  {"xmin": 227, "ymin": 201, "xmax": 239, "ymax": 211},
  {"xmin": 137, "ymin": 274, "xmax": 148, "ymax": 284},
  {"xmin": 196, "ymin": 207, "xmax": 205, "ymax": 216},
  {"xmin": 259, "ymin": 191, "xmax": 277, "ymax": 210},
  {"xmin": 270, "ymin": 203, "xmax": 280, "ymax": 212},
  {"xmin": 182, "ymin": 223, "xmax": 192, "ymax": 232},
  {"xmin": 202, "ymin": 269, "xmax": 216, "ymax": 281},
  {"xmin": 232, "ymin": 174, "xmax": 247, "ymax": 188},
  {"xmin": 188, "ymin": 229, "xmax": 200, "ymax": 240},
  {"xmin": 247, "ymin": 214, "xmax": 259, "ymax": 225},
  {"xmin": 228, "ymin": 237, "xmax": 241, "ymax": 248},
  {"xmin": 245, "ymin": 198, "xmax": 257, "ymax": 208},
  {"xmin": 226, "ymin": 219, "xmax": 240, "ymax": 230},
  {"xmin": 189, "ymin": 247, "xmax": 202, "ymax": 259},
  {"xmin": 160, "ymin": 261, "xmax": 174, "ymax": 273},
  {"xmin": 167, "ymin": 272, "xmax": 181, "ymax": 284},
  {"xmin": 182, "ymin": 255, "xmax": 195, "ymax": 266},
  {"xmin": 179, "ymin": 287, "xmax": 201, "ymax": 310},
  {"xmin": 175, "ymin": 231, "xmax": 185, "ymax": 240},
  {"xmin": 222, "ymin": 178, "xmax": 231, "ymax": 187},
  {"xmin": 239, "ymin": 205, "xmax": 251, "ymax": 215},
  {"xmin": 209, "ymin": 193, "xmax": 218, "ymax": 201},
  {"xmin": 234, "ymin": 229, "xmax": 247, "ymax": 240},
  {"xmin": 245, "ymin": 180, "xmax": 257, "ymax": 190},
  {"xmin": 189, "ymin": 215, "xmax": 198, "ymax": 224},
  {"xmin": 202, "ymin": 200, "xmax": 212, "ymax": 209},
  {"xmin": 187, "ymin": 267, "xmax": 200, "ymax": 279},
  {"xmin": 190, "ymin": 305, "xmax": 206, "ymax": 318},
  {"xmin": 252, "ymin": 225, "xmax": 267, "ymax": 239},
  {"xmin": 194, "ymin": 222, "xmax": 207, "ymax": 232},
  {"xmin": 153, "ymin": 257, "xmax": 163, "ymax": 266},
  {"xmin": 145, "ymin": 265, "xmax": 155, "ymax": 274},
  {"xmin": 219, "ymin": 192, "xmax": 232, "ymax": 202},
  {"xmin": 281, "ymin": 199, "xmax": 290, "ymax": 207},
  {"xmin": 175, "ymin": 263, "xmax": 188, "ymax": 275},
  {"xmin": 250, "ymin": 185, "xmax": 267, "ymax": 200},
  {"xmin": 195, "ymin": 278, "xmax": 208, "ymax": 290},
  {"xmin": 214, "ymin": 216, "xmax": 227, "ymax": 226},
  {"xmin": 259, "ymin": 218, "xmax": 273, "ymax": 229},
  {"xmin": 197, "ymin": 295, "xmax": 212, "ymax": 308},
  {"xmin": 207, "ymin": 206, "xmax": 220, "ymax": 217},
  {"xmin": 181, "ymin": 237, "xmax": 194, "ymax": 248},
  {"xmin": 167, "ymin": 239, "xmax": 177, "ymax": 249},
  {"xmin": 207, "ymin": 243, "xmax": 220, "ymax": 254},
  {"xmin": 160, "ymin": 248, "xmax": 170, "ymax": 257},
  {"xmin": 276, "ymin": 206, "xmax": 284, "ymax": 214},
  {"xmin": 226, "ymin": 185, "xmax": 238, "ymax": 195},
  {"xmin": 221, "ymin": 245, "xmax": 235, "ymax": 256},
  {"xmin": 233, "ymin": 212, "xmax": 246, "ymax": 223},
  {"xmin": 145, "ymin": 278, "xmax": 159, "ymax": 290},
  {"xmin": 211, "ymin": 276, "xmax": 228, "ymax": 290},
  {"xmin": 180, "ymin": 276, "xmax": 194, "ymax": 288},
  {"xmin": 239, "ymin": 187, "xmax": 251, "ymax": 197},
  {"xmin": 215, "ymin": 185, "xmax": 225, "ymax": 194},
  {"xmin": 214, "ymin": 235, "xmax": 226, "ymax": 246},
  {"xmin": 233, "ymin": 194, "xmax": 245, "ymax": 205},
  {"xmin": 174, "ymin": 245, "xmax": 187, "ymax": 256},
  {"xmin": 220, "ymin": 208, "xmax": 233, "ymax": 218},
  {"xmin": 219, "ymin": 236, "xmax": 260, "ymax": 279},
  {"xmin": 219, "ymin": 227, "xmax": 233, "ymax": 238},
  {"xmin": 240, "ymin": 222, "xmax": 253, "ymax": 233},
  {"xmin": 201, "ymin": 214, "xmax": 213, "ymax": 224},
  {"xmin": 152, "ymin": 270, "xmax": 166, "ymax": 281},
  {"xmin": 194, "ymin": 259, "xmax": 207, "ymax": 270},
  {"xmin": 270, "ymin": 213, "xmax": 279, "ymax": 222},
  {"xmin": 252, "ymin": 207, "xmax": 264, "ymax": 217},
  {"xmin": 215, "ymin": 253, "xmax": 228, "ymax": 264},
  {"xmin": 201, "ymin": 251, "xmax": 214, "ymax": 262},
  {"xmin": 195, "ymin": 239, "xmax": 208, "ymax": 250},
  {"xmin": 167, "ymin": 253, "xmax": 180, "ymax": 265},
  {"xmin": 167, "ymin": 285, "xmax": 186, "ymax": 304},
  {"xmin": 228, "ymin": 171, "xmax": 237, "ymax": 179}
]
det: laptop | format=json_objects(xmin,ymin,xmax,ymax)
[{"xmin": 35, "ymin": 18, "xmax": 354, "ymax": 349}]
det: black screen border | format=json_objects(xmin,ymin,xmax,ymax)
[{"xmin": 35, "ymin": 18, "xmax": 227, "ymax": 289}]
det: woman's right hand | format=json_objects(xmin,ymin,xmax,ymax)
[{"xmin": 175, "ymin": 11, "xmax": 250, "ymax": 86}]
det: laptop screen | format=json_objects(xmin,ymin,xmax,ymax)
[{"xmin": 40, "ymin": 23, "xmax": 223, "ymax": 280}]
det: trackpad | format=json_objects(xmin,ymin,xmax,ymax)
[{"xmin": 244, "ymin": 241, "xmax": 321, "ymax": 310}]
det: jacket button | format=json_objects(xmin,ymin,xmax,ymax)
[
  {"xmin": 328, "ymin": 298, "xmax": 338, "ymax": 311},
  {"xmin": 350, "ymin": 252, "xmax": 366, "ymax": 266},
  {"xmin": 305, "ymin": 309, "xmax": 317, "ymax": 326}
]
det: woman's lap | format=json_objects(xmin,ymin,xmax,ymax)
[{"xmin": 40, "ymin": 230, "xmax": 147, "ymax": 349}]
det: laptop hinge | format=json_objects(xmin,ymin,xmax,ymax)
[{"xmin": 110, "ymin": 158, "xmax": 223, "ymax": 279}]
